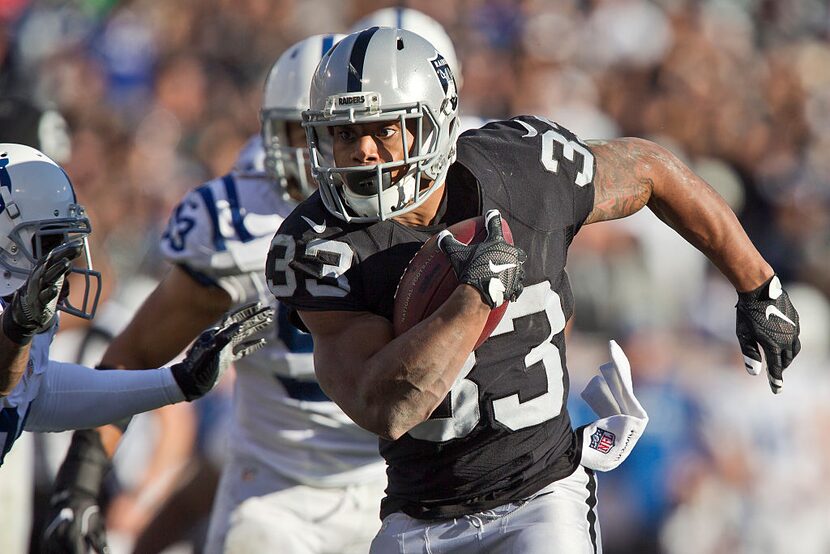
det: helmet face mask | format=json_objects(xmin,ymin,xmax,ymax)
[
  {"xmin": 307, "ymin": 103, "xmax": 446, "ymax": 221},
  {"xmin": 304, "ymin": 28, "xmax": 459, "ymax": 223},
  {"xmin": 261, "ymin": 109, "xmax": 312, "ymax": 200},
  {"xmin": 260, "ymin": 34, "xmax": 345, "ymax": 202},
  {"xmin": 0, "ymin": 144, "xmax": 101, "ymax": 320}
]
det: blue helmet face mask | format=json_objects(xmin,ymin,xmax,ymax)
[{"xmin": 34, "ymin": 218, "xmax": 101, "ymax": 321}]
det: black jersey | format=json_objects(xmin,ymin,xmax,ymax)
[{"xmin": 267, "ymin": 116, "xmax": 596, "ymax": 519}]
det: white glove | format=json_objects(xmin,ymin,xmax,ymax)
[{"xmin": 578, "ymin": 340, "xmax": 648, "ymax": 472}]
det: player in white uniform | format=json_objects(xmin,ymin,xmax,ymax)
[
  {"xmin": 43, "ymin": 34, "xmax": 387, "ymax": 554},
  {"xmin": 0, "ymin": 143, "xmax": 272, "ymax": 469}
]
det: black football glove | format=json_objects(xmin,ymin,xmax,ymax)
[
  {"xmin": 171, "ymin": 301, "xmax": 274, "ymax": 400},
  {"xmin": 2, "ymin": 239, "xmax": 83, "ymax": 344},
  {"xmin": 42, "ymin": 429, "xmax": 110, "ymax": 554},
  {"xmin": 736, "ymin": 274, "xmax": 801, "ymax": 394},
  {"xmin": 438, "ymin": 210, "xmax": 526, "ymax": 308}
]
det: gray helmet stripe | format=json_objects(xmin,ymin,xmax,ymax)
[{"xmin": 347, "ymin": 26, "xmax": 380, "ymax": 92}]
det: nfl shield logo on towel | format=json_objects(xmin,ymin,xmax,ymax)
[{"xmin": 590, "ymin": 428, "xmax": 616, "ymax": 454}]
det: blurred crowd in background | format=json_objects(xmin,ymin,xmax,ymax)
[{"xmin": 0, "ymin": 0, "xmax": 828, "ymax": 553}]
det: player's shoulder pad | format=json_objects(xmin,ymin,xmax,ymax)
[
  {"xmin": 456, "ymin": 115, "xmax": 595, "ymax": 232},
  {"xmin": 267, "ymin": 191, "xmax": 363, "ymax": 306},
  {"xmin": 160, "ymin": 171, "xmax": 287, "ymax": 272},
  {"xmin": 459, "ymin": 115, "xmax": 582, "ymax": 147},
  {"xmin": 457, "ymin": 114, "xmax": 590, "ymax": 175}
]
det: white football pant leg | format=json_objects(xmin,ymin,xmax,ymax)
[
  {"xmin": 205, "ymin": 457, "xmax": 385, "ymax": 554},
  {"xmin": 0, "ymin": 432, "xmax": 34, "ymax": 554},
  {"xmin": 370, "ymin": 465, "xmax": 601, "ymax": 554}
]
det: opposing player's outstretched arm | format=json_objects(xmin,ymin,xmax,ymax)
[
  {"xmin": 43, "ymin": 266, "xmax": 234, "ymax": 553},
  {"xmin": 89, "ymin": 265, "xmax": 232, "ymax": 454},
  {"xmin": 300, "ymin": 284, "xmax": 490, "ymax": 441},
  {"xmin": 103, "ymin": 265, "xmax": 234, "ymax": 370},
  {"xmin": 585, "ymin": 137, "xmax": 800, "ymax": 392}
]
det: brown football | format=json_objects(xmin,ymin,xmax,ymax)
[{"xmin": 393, "ymin": 214, "xmax": 513, "ymax": 350}]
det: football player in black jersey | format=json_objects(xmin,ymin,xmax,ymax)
[{"xmin": 267, "ymin": 27, "xmax": 801, "ymax": 553}]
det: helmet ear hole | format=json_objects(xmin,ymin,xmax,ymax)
[{"xmin": 397, "ymin": 38, "xmax": 404, "ymax": 50}]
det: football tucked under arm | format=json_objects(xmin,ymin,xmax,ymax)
[
  {"xmin": 578, "ymin": 340, "xmax": 649, "ymax": 472},
  {"xmin": 393, "ymin": 211, "xmax": 524, "ymax": 350}
]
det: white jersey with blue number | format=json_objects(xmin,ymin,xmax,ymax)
[
  {"xmin": 160, "ymin": 137, "xmax": 383, "ymax": 487},
  {"xmin": 0, "ymin": 299, "xmax": 57, "ymax": 466}
]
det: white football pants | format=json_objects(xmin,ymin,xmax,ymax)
[
  {"xmin": 0, "ymin": 432, "xmax": 33, "ymax": 554},
  {"xmin": 205, "ymin": 457, "xmax": 386, "ymax": 554},
  {"xmin": 370, "ymin": 465, "xmax": 602, "ymax": 554}
]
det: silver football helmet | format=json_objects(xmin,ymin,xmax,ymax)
[
  {"xmin": 0, "ymin": 143, "xmax": 100, "ymax": 319},
  {"xmin": 304, "ymin": 27, "xmax": 460, "ymax": 222},
  {"xmin": 261, "ymin": 33, "xmax": 345, "ymax": 200},
  {"xmin": 349, "ymin": 8, "xmax": 462, "ymax": 87}
]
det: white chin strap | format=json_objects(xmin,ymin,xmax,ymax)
[
  {"xmin": 578, "ymin": 340, "xmax": 649, "ymax": 472},
  {"xmin": 343, "ymin": 172, "xmax": 418, "ymax": 219},
  {"xmin": 341, "ymin": 123, "xmax": 443, "ymax": 219}
]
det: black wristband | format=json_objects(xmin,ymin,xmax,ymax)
[
  {"xmin": 2, "ymin": 307, "xmax": 33, "ymax": 345},
  {"xmin": 52, "ymin": 429, "xmax": 110, "ymax": 500},
  {"xmin": 170, "ymin": 362, "xmax": 198, "ymax": 401}
]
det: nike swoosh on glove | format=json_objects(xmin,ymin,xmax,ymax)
[
  {"xmin": 172, "ymin": 301, "xmax": 274, "ymax": 401},
  {"xmin": 437, "ymin": 210, "xmax": 526, "ymax": 308},
  {"xmin": 578, "ymin": 340, "xmax": 648, "ymax": 472},
  {"xmin": 736, "ymin": 274, "xmax": 801, "ymax": 394}
]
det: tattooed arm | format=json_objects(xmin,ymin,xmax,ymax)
[{"xmin": 584, "ymin": 137, "xmax": 772, "ymax": 292}]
